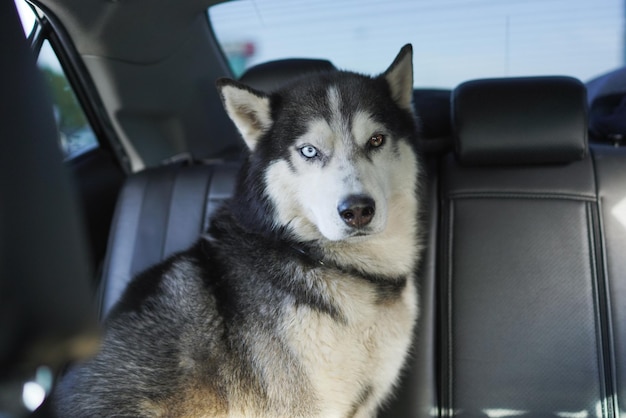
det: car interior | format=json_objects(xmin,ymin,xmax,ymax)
[{"xmin": 3, "ymin": 0, "xmax": 626, "ymax": 417}]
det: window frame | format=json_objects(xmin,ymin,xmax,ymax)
[{"xmin": 19, "ymin": 0, "xmax": 131, "ymax": 172}]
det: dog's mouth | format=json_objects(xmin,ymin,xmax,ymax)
[{"xmin": 343, "ymin": 228, "xmax": 377, "ymax": 241}]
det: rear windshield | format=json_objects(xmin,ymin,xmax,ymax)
[{"xmin": 208, "ymin": 0, "xmax": 624, "ymax": 88}]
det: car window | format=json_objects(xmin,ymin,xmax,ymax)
[
  {"xmin": 15, "ymin": 0, "xmax": 99, "ymax": 161},
  {"xmin": 15, "ymin": 0, "xmax": 36, "ymax": 38},
  {"xmin": 37, "ymin": 41, "xmax": 99, "ymax": 160},
  {"xmin": 209, "ymin": 0, "xmax": 624, "ymax": 88}
]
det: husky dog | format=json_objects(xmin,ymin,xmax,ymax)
[{"xmin": 54, "ymin": 44, "xmax": 422, "ymax": 418}]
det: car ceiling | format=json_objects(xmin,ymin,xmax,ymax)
[
  {"xmin": 38, "ymin": 0, "xmax": 220, "ymax": 63},
  {"xmin": 36, "ymin": 0, "xmax": 243, "ymax": 170}
]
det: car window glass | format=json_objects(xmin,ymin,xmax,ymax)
[
  {"xmin": 208, "ymin": 0, "xmax": 624, "ymax": 88},
  {"xmin": 15, "ymin": 0, "xmax": 36, "ymax": 38},
  {"xmin": 37, "ymin": 40, "xmax": 99, "ymax": 160}
]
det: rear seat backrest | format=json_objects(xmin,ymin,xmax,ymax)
[
  {"xmin": 440, "ymin": 76, "xmax": 617, "ymax": 416},
  {"xmin": 594, "ymin": 144, "xmax": 626, "ymax": 411},
  {"xmin": 99, "ymin": 162, "xmax": 240, "ymax": 316}
]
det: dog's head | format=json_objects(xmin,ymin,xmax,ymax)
[{"xmin": 217, "ymin": 45, "xmax": 419, "ymax": 244}]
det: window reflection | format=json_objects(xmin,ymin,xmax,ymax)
[
  {"xmin": 482, "ymin": 409, "xmax": 527, "ymax": 418},
  {"xmin": 611, "ymin": 196, "xmax": 626, "ymax": 230}
]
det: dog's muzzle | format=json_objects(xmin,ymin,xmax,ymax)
[{"xmin": 337, "ymin": 194, "xmax": 375, "ymax": 228}]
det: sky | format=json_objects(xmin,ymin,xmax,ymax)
[{"xmin": 210, "ymin": 0, "xmax": 625, "ymax": 88}]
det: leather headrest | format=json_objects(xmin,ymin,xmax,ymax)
[
  {"xmin": 452, "ymin": 76, "xmax": 588, "ymax": 165},
  {"xmin": 239, "ymin": 58, "xmax": 336, "ymax": 92}
]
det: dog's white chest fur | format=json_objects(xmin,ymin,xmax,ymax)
[{"xmin": 283, "ymin": 272, "xmax": 418, "ymax": 417}]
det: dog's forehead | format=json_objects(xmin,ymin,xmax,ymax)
[
  {"xmin": 286, "ymin": 87, "xmax": 379, "ymax": 151},
  {"xmin": 276, "ymin": 72, "xmax": 390, "ymax": 122}
]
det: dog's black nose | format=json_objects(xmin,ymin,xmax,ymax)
[{"xmin": 338, "ymin": 195, "xmax": 376, "ymax": 228}]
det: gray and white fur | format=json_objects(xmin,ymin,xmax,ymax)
[{"xmin": 54, "ymin": 44, "xmax": 422, "ymax": 418}]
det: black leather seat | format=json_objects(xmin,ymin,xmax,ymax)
[
  {"xmin": 593, "ymin": 143, "xmax": 626, "ymax": 412},
  {"xmin": 98, "ymin": 162, "xmax": 240, "ymax": 316},
  {"xmin": 436, "ymin": 76, "xmax": 621, "ymax": 416},
  {"xmin": 239, "ymin": 58, "xmax": 336, "ymax": 91}
]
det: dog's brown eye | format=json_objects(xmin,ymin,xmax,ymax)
[{"xmin": 369, "ymin": 134, "xmax": 385, "ymax": 148}]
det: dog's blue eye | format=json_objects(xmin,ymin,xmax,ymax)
[{"xmin": 300, "ymin": 145, "xmax": 318, "ymax": 159}]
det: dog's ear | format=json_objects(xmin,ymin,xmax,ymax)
[
  {"xmin": 216, "ymin": 78, "xmax": 272, "ymax": 151},
  {"xmin": 382, "ymin": 44, "xmax": 414, "ymax": 111}
]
